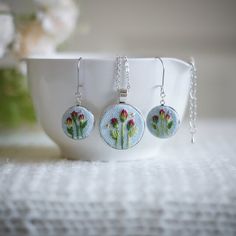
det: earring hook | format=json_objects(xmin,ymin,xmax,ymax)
[
  {"xmin": 155, "ymin": 57, "xmax": 165, "ymax": 88},
  {"xmin": 155, "ymin": 57, "xmax": 166, "ymax": 105},
  {"xmin": 75, "ymin": 57, "xmax": 83, "ymax": 105}
]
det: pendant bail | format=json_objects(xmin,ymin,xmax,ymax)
[{"xmin": 119, "ymin": 88, "xmax": 128, "ymax": 103}]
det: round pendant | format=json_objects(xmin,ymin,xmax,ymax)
[
  {"xmin": 62, "ymin": 105, "xmax": 95, "ymax": 140},
  {"xmin": 147, "ymin": 105, "xmax": 180, "ymax": 138},
  {"xmin": 99, "ymin": 103, "xmax": 145, "ymax": 150}
]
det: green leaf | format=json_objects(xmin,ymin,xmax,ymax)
[
  {"xmin": 80, "ymin": 120, "xmax": 87, "ymax": 129},
  {"xmin": 152, "ymin": 123, "xmax": 157, "ymax": 130},
  {"xmin": 167, "ymin": 121, "xmax": 173, "ymax": 129},
  {"xmin": 110, "ymin": 129, "xmax": 119, "ymax": 140},
  {"xmin": 67, "ymin": 127, "xmax": 73, "ymax": 136},
  {"xmin": 128, "ymin": 127, "xmax": 137, "ymax": 138}
]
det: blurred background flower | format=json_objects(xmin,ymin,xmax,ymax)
[
  {"xmin": 0, "ymin": 3, "xmax": 15, "ymax": 57},
  {"xmin": 0, "ymin": 0, "xmax": 78, "ymax": 128}
]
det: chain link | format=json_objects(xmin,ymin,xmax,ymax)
[
  {"xmin": 75, "ymin": 57, "xmax": 82, "ymax": 105},
  {"xmin": 160, "ymin": 87, "xmax": 166, "ymax": 105},
  {"xmin": 115, "ymin": 56, "xmax": 122, "ymax": 90},
  {"xmin": 189, "ymin": 58, "xmax": 197, "ymax": 143},
  {"xmin": 124, "ymin": 56, "xmax": 131, "ymax": 91}
]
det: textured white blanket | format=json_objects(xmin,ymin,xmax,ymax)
[{"xmin": 0, "ymin": 120, "xmax": 236, "ymax": 236}]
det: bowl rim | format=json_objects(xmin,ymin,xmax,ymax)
[{"xmin": 23, "ymin": 54, "xmax": 192, "ymax": 68}]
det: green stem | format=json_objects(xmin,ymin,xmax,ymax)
[
  {"xmin": 121, "ymin": 122, "xmax": 125, "ymax": 149},
  {"xmin": 115, "ymin": 128, "xmax": 119, "ymax": 147},
  {"xmin": 72, "ymin": 118, "xmax": 79, "ymax": 139},
  {"xmin": 165, "ymin": 122, "xmax": 168, "ymax": 135},
  {"xmin": 156, "ymin": 125, "xmax": 160, "ymax": 136},
  {"xmin": 80, "ymin": 125, "xmax": 83, "ymax": 138},
  {"xmin": 127, "ymin": 134, "xmax": 130, "ymax": 148},
  {"xmin": 77, "ymin": 124, "xmax": 80, "ymax": 138},
  {"xmin": 161, "ymin": 119, "xmax": 165, "ymax": 136}
]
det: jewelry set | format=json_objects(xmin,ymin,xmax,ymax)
[{"xmin": 62, "ymin": 56, "xmax": 197, "ymax": 150}]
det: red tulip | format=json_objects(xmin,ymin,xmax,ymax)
[
  {"xmin": 165, "ymin": 114, "xmax": 171, "ymax": 121},
  {"xmin": 127, "ymin": 119, "xmax": 135, "ymax": 130},
  {"xmin": 152, "ymin": 115, "xmax": 159, "ymax": 123},
  {"xmin": 120, "ymin": 109, "xmax": 128, "ymax": 122},
  {"xmin": 159, "ymin": 109, "xmax": 165, "ymax": 119},
  {"xmin": 71, "ymin": 111, "xmax": 78, "ymax": 118},
  {"xmin": 111, "ymin": 118, "xmax": 119, "ymax": 128},
  {"xmin": 78, "ymin": 114, "xmax": 85, "ymax": 121},
  {"xmin": 66, "ymin": 117, "xmax": 72, "ymax": 126},
  {"xmin": 159, "ymin": 109, "xmax": 165, "ymax": 115}
]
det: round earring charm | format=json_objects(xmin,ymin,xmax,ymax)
[
  {"xmin": 147, "ymin": 105, "xmax": 180, "ymax": 138},
  {"xmin": 62, "ymin": 105, "xmax": 95, "ymax": 140},
  {"xmin": 99, "ymin": 103, "xmax": 145, "ymax": 150}
]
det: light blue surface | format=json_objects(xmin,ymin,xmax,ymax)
[
  {"xmin": 62, "ymin": 105, "xmax": 94, "ymax": 140},
  {"xmin": 99, "ymin": 104, "xmax": 145, "ymax": 150},
  {"xmin": 147, "ymin": 105, "xmax": 180, "ymax": 138}
]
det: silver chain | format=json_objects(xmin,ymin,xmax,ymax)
[
  {"xmin": 124, "ymin": 56, "xmax": 131, "ymax": 91},
  {"xmin": 115, "ymin": 56, "xmax": 131, "ymax": 91},
  {"xmin": 189, "ymin": 57, "xmax": 197, "ymax": 144},
  {"xmin": 115, "ymin": 56, "xmax": 122, "ymax": 90},
  {"xmin": 160, "ymin": 87, "xmax": 166, "ymax": 105},
  {"xmin": 75, "ymin": 57, "xmax": 82, "ymax": 105}
]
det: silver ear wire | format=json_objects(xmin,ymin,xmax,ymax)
[
  {"xmin": 155, "ymin": 57, "xmax": 165, "ymax": 88},
  {"xmin": 155, "ymin": 57, "xmax": 166, "ymax": 105}
]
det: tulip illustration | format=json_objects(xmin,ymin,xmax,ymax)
[
  {"xmin": 111, "ymin": 118, "xmax": 119, "ymax": 128},
  {"xmin": 110, "ymin": 118, "xmax": 119, "ymax": 146},
  {"xmin": 159, "ymin": 109, "xmax": 166, "ymax": 136},
  {"xmin": 152, "ymin": 115, "xmax": 159, "ymax": 123},
  {"xmin": 78, "ymin": 113, "xmax": 87, "ymax": 138},
  {"xmin": 71, "ymin": 111, "xmax": 78, "ymax": 118},
  {"xmin": 165, "ymin": 113, "xmax": 173, "ymax": 132},
  {"xmin": 151, "ymin": 109, "xmax": 173, "ymax": 136},
  {"xmin": 120, "ymin": 109, "xmax": 128, "ymax": 149},
  {"xmin": 70, "ymin": 111, "xmax": 79, "ymax": 137},
  {"xmin": 66, "ymin": 117, "xmax": 73, "ymax": 127},
  {"xmin": 165, "ymin": 114, "xmax": 170, "ymax": 121},
  {"xmin": 120, "ymin": 109, "xmax": 128, "ymax": 122},
  {"xmin": 159, "ymin": 109, "xmax": 165, "ymax": 123},
  {"xmin": 66, "ymin": 117, "xmax": 74, "ymax": 138},
  {"xmin": 127, "ymin": 119, "xmax": 137, "ymax": 148}
]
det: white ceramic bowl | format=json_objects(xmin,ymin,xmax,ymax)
[{"xmin": 26, "ymin": 55, "xmax": 192, "ymax": 161}]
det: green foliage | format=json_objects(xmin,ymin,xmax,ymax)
[
  {"xmin": 0, "ymin": 68, "xmax": 35, "ymax": 128},
  {"xmin": 67, "ymin": 127, "xmax": 73, "ymax": 137},
  {"xmin": 80, "ymin": 120, "xmax": 87, "ymax": 129},
  {"xmin": 167, "ymin": 121, "xmax": 173, "ymax": 129},
  {"xmin": 110, "ymin": 129, "xmax": 119, "ymax": 140},
  {"xmin": 128, "ymin": 126, "xmax": 137, "ymax": 138},
  {"xmin": 152, "ymin": 123, "xmax": 157, "ymax": 130}
]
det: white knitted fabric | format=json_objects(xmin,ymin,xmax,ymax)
[{"xmin": 0, "ymin": 120, "xmax": 236, "ymax": 236}]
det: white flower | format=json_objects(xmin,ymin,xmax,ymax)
[
  {"xmin": 33, "ymin": 0, "xmax": 62, "ymax": 8},
  {"xmin": 0, "ymin": 3, "xmax": 15, "ymax": 57},
  {"xmin": 14, "ymin": 21, "xmax": 57, "ymax": 58},
  {"xmin": 37, "ymin": 0, "xmax": 78, "ymax": 45},
  {"xmin": 13, "ymin": 0, "xmax": 78, "ymax": 58}
]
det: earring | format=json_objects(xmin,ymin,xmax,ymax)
[
  {"xmin": 146, "ymin": 57, "xmax": 180, "ymax": 138},
  {"xmin": 62, "ymin": 58, "xmax": 95, "ymax": 140},
  {"xmin": 99, "ymin": 56, "xmax": 145, "ymax": 150}
]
